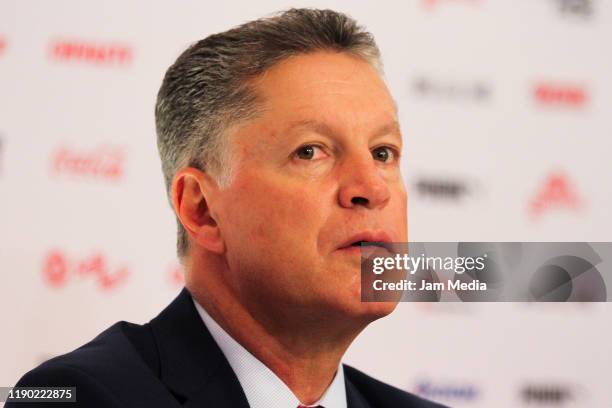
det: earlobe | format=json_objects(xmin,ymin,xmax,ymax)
[
  {"xmin": 195, "ymin": 225, "xmax": 225, "ymax": 254},
  {"xmin": 172, "ymin": 167, "xmax": 226, "ymax": 255}
]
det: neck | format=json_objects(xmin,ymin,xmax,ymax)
[{"xmin": 185, "ymin": 253, "xmax": 367, "ymax": 405}]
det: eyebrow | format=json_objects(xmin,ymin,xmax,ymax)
[{"xmin": 285, "ymin": 119, "xmax": 401, "ymax": 140}]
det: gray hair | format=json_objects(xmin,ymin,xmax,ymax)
[{"xmin": 155, "ymin": 8, "xmax": 383, "ymax": 258}]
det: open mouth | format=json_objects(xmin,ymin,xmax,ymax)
[
  {"xmin": 343, "ymin": 241, "xmax": 392, "ymax": 251},
  {"xmin": 350, "ymin": 240, "xmax": 383, "ymax": 247},
  {"xmin": 337, "ymin": 231, "xmax": 394, "ymax": 254}
]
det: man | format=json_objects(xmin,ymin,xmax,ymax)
[{"xmin": 9, "ymin": 9, "xmax": 445, "ymax": 408}]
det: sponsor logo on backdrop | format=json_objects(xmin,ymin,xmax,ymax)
[
  {"xmin": 415, "ymin": 177, "xmax": 471, "ymax": 201},
  {"xmin": 555, "ymin": 0, "xmax": 592, "ymax": 17},
  {"xmin": 412, "ymin": 76, "xmax": 491, "ymax": 102},
  {"xmin": 521, "ymin": 384, "xmax": 574, "ymax": 405},
  {"xmin": 42, "ymin": 249, "xmax": 129, "ymax": 290},
  {"xmin": 49, "ymin": 39, "xmax": 133, "ymax": 66},
  {"xmin": 413, "ymin": 380, "xmax": 479, "ymax": 403},
  {"xmin": 50, "ymin": 144, "xmax": 126, "ymax": 181},
  {"xmin": 0, "ymin": 36, "xmax": 6, "ymax": 56},
  {"xmin": 533, "ymin": 83, "xmax": 588, "ymax": 108},
  {"xmin": 529, "ymin": 173, "xmax": 582, "ymax": 218},
  {"xmin": 422, "ymin": 0, "xmax": 481, "ymax": 9}
]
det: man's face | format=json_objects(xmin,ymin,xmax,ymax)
[{"xmin": 211, "ymin": 51, "xmax": 407, "ymax": 323}]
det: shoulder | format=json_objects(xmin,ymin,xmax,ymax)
[
  {"xmin": 343, "ymin": 364, "xmax": 448, "ymax": 408},
  {"xmin": 8, "ymin": 321, "xmax": 154, "ymax": 408}
]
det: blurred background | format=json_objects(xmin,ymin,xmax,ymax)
[{"xmin": 1, "ymin": 1, "xmax": 611, "ymax": 407}]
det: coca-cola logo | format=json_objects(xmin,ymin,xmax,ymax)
[
  {"xmin": 529, "ymin": 173, "xmax": 582, "ymax": 218},
  {"xmin": 49, "ymin": 39, "xmax": 133, "ymax": 66},
  {"xmin": 534, "ymin": 83, "xmax": 588, "ymax": 107},
  {"xmin": 42, "ymin": 250, "xmax": 129, "ymax": 290},
  {"xmin": 50, "ymin": 145, "xmax": 125, "ymax": 181}
]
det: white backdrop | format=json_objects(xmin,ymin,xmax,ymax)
[{"xmin": 1, "ymin": 1, "xmax": 611, "ymax": 407}]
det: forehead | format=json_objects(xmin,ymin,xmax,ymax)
[
  {"xmin": 233, "ymin": 51, "xmax": 398, "ymax": 145},
  {"xmin": 256, "ymin": 51, "xmax": 393, "ymax": 104}
]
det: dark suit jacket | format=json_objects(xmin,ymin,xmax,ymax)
[{"xmin": 8, "ymin": 288, "xmax": 446, "ymax": 408}]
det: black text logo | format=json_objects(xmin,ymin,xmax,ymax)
[
  {"xmin": 522, "ymin": 384, "xmax": 573, "ymax": 405},
  {"xmin": 415, "ymin": 178, "xmax": 470, "ymax": 201},
  {"xmin": 412, "ymin": 76, "xmax": 491, "ymax": 102}
]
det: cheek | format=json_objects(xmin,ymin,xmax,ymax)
[
  {"xmin": 398, "ymin": 189, "xmax": 408, "ymax": 218},
  {"xmin": 222, "ymin": 175, "xmax": 332, "ymax": 245}
]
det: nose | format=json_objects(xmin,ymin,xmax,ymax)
[{"xmin": 338, "ymin": 155, "xmax": 391, "ymax": 210}]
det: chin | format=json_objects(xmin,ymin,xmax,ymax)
[
  {"xmin": 319, "ymin": 265, "xmax": 399, "ymax": 323},
  {"xmin": 359, "ymin": 299, "xmax": 399, "ymax": 320},
  {"xmin": 334, "ymin": 295, "xmax": 399, "ymax": 325}
]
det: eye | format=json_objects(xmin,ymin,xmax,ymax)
[
  {"xmin": 295, "ymin": 144, "xmax": 324, "ymax": 160},
  {"xmin": 371, "ymin": 146, "xmax": 396, "ymax": 163}
]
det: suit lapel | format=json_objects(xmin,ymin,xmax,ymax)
[
  {"xmin": 150, "ymin": 288, "xmax": 250, "ymax": 407},
  {"xmin": 345, "ymin": 371, "xmax": 372, "ymax": 408}
]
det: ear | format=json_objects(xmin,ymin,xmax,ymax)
[{"xmin": 172, "ymin": 167, "xmax": 225, "ymax": 254}]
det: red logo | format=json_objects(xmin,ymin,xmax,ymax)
[
  {"xmin": 43, "ymin": 250, "xmax": 129, "ymax": 290},
  {"xmin": 422, "ymin": 0, "xmax": 480, "ymax": 9},
  {"xmin": 0, "ymin": 36, "xmax": 6, "ymax": 56},
  {"xmin": 50, "ymin": 145, "xmax": 125, "ymax": 181},
  {"xmin": 49, "ymin": 40, "xmax": 133, "ymax": 66},
  {"xmin": 534, "ymin": 83, "xmax": 588, "ymax": 107},
  {"xmin": 529, "ymin": 173, "xmax": 582, "ymax": 218}
]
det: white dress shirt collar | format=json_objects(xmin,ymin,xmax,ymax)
[{"xmin": 193, "ymin": 298, "xmax": 347, "ymax": 408}]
